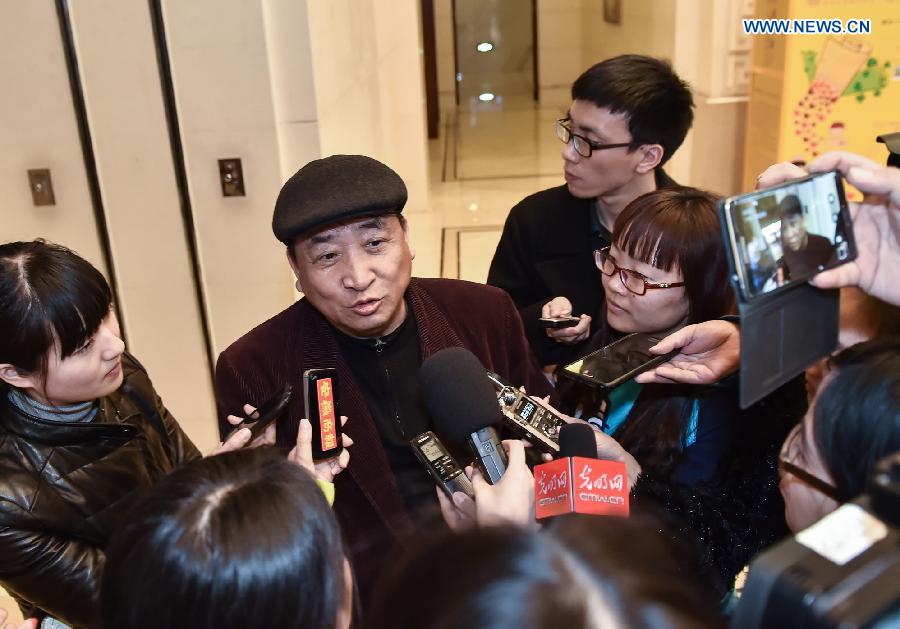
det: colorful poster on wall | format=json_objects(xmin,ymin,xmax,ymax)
[{"xmin": 744, "ymin": 0, "xmax": 900, "ymax": 190}]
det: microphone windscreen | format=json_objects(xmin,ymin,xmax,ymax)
[
  {"xmin": 419, "ymin": 347, "xmax": 504, "ymax": 446},
  {"xmin": 559, "ymin": 422, "xmax": 597, "ymax": 459}
]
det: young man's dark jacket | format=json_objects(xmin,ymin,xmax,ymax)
[
  {"xmin": 487, "ymin": 170, "xmax": 676, "ymax": 365},
  {"xmin": 215, "ymin": 277, "xmax": 554, "ymax": 606},
  {"xmin": 0, "ymin": 353, "xmax": 200, "ymax": 628}
]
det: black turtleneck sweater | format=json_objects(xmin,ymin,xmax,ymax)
[{"xmin": 334, "ymin": 305, "xmax": 437, "ymax": 516}]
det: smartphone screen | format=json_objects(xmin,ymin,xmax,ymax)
[
  {"xmin": 722, "ymin": 170, "xmax": 855, "ymax": 301},
  {"xmin": 303, "ymin": 368, "xmax": 343, "ymax": 460},
  {"xmin": 561, "ymin": 333, "xmax": 674, "ymax": 389}
]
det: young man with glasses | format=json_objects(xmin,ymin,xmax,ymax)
[{"xmin": 487, "ymin": 55, "xmax": 694, "ymax": 365}]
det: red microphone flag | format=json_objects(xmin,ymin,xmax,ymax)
[{"xmin": 534, "ymin": 456, "xmax": 629, "ymax": 519}]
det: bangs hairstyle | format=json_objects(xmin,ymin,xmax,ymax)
[
  {"xmin": 613, "ymin": 188, "xmax": 735, "ymax": 323},
  {"xmin": 100, "ymin": 447, "xmax": 347, "ymax": 629},
  {"xmin": 0, "ymin": 240, "xmax": 111, "ymax": 383}
]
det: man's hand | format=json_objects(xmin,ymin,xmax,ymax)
[
  {"xmin": 0, "ymin": 608, "xmax": 37, "ymax": 629},
  {"xmin": 436, "ymin": 486, "xmax": 476, "ymax": 532},
  {"xmin": 635, "ymin": 320, "xmax": 740, "ymax": 385},
  {"xmin": 207, "ymin": 403, "xmax": 277, "ymax": 457},
  {"xmin": 756, "ymin": 151, "xmax": 900, "ymax": 308},
  {"xmin": 807, "ymin": 153, "xmax": 900, "ymax": 307},
  {"xmin": 289, "ymin": 416, "xmax": 353, "ymax": 483},
  {"xmin": 542, "ymin": 297, "xmax": 591, "ymax": 345},
  {"xmin": 437, "ymin": 440, "xmax": 535, "ymax": 530},
  {"xmin": 468, "ymin": 440, "xmax": 535, "ymax": 527},
  {"xmin": 756, "ymin": 161, "xmax": 807, "ymax": 190}
]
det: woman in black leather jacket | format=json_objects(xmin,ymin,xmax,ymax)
[{"xmin": 0, "ymin": 241, "xmax": 203, "ymax": 627}]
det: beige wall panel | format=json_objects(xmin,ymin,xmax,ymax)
[
  {"xmin": 434, "ymin": 0, "xmax": 456, "ymax": 99},
  {"xmin": 262, "ymin": 0, "xmax": 323, "ymax": 179},
  {"xmin": 581, "ymin": 0, "xmax": 676, "ymax": 65},
  {"xmin": 67, "ymin": 0, "xmax": 217, "ymax": 450},
  {"xmin": 161, "ymin": 0, "xmax": 294, "ymax": 356},
  {"xmin": 537, "ymin": 0, "xmax": 583, "ymax": 105},
  {"xmin": 307, "ymin": 0, "xmax": 430, "ymax": 216},
  {"xmin": 0, "ymin": 2, "xmax": 104, "ymax": 272}
]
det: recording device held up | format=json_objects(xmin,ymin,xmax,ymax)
[
  {"xmin": 559, "ymin": 332, "xmax": 680, "ymax": 391},
  {"xmin": 719, "ymin": 170, "xmax": 858, "ymax": 408},
  {"xmin": 534, "ymin": 422, "xmax": 629, "ymax": 520},
  {"xmin": 410, "ymin": 431, "xmax": 475, "ymax": 500},
  {"xmin": 721, "ymin": 170, "xmax": 855, "ymax": 302},
  {"xmin": 487, "ymin": 370, "xmax": 566, "ymax": 454},
  {"xmin": 419, "ymin": 348, "xmax": 508, "ymax": 484},
  {"xmin": 302, "ymin": 368, "xmax": 344, "ymax": 460},
  {"xmin": 228, "ymin": 383, "xmax": 292, "ymax": 441}
]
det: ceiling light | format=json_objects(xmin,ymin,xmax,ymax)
[
  {"xmin": 476, "ymin": 42, "xmax": 494, "ymax": 53},
  {"xmin": 478, "ymin": 92, "xmax": 495, "ymax": 102}
]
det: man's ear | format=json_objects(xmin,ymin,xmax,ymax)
[
  {"xmin": 398, "ymin": 215, "xmax": 415, "ymax": 260},
  {"xmin": 285, "ymin": 246, "xmax": 304, "ymax": 293},
  {"xmin": 635, "ymin": 144, "xmax": 664, "ymax": 174},
  {"xmin": 0, "ymin": 364, "xmax": 37, "ymax": 390},
  {"xmin": 403, "ymin": 223, "xmax": 416, "ymax": 260}
]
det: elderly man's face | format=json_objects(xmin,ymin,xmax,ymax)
[
  {"xmin": 781, "ymin": 214, "xmax": 808, "ymax": 252},
  {"xmin": 288, "ymin": 214, "xmax": 413, "ymax": 339}
]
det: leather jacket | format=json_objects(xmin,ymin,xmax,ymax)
[{"xmin": 0, "ymin": 353, "xmax": 200, "ymax": 628}]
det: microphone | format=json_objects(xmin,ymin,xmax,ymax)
[
  {"xmin": 419, "ymin": 347, "xmax": 508, "ymax": 484},
  {"xmin": 534, "ymin": 422, "xmax": 629, "ymax": 519}
]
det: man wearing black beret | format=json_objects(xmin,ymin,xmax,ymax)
[{"xmin": 214, "ymin": 155, "xmax": 553, "ymax": 606}]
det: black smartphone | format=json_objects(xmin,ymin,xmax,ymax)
[
  {"xmin": 229, "ymin": 383, "xmax": 292, "ymax": 441},
  {"xmin": 538, "ymin": 316, "xmax": 581, "ymax": 329},
  {"xmin": 303, "ymin": 368, "xmax": 344, "ymax": 460},
  {"xmin": 410, "ymin": 431, "xmax": 475, "ymax": 499},
  {"xmin": 720, "ymin": 170, "xmax": 856, "ymax": 302},
  {"xmin": 559, "ymin": 332, "xmax": 679, "ymax": 389}
]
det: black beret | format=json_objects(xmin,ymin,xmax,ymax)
[
  {"xmin": 272, "ymin": 155, "xmax": 408, "ymax": 244},
  {"xmin": 778, "ymin": 194, "xmax": 802, "ymax": 217}
]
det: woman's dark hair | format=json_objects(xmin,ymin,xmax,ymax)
[
  {"xmin": 367, "ymin": 513, "xmax": 722, "ymax": 629},
  {"xmin": 571, "ymin": 55, "xmax": 694, "ymax": 166},
  {"xmin": 99, "ymin": 447, "xmax": 347, "ymax": 629},
  {"xmin": 0, "ymin": 240, "xmax": 112, "ymax": 389},
  {"xmin": 600, "ymin": 188, "xmax": 734, "ymax": 476},
  {"xmin": 812, "ymin": 339, "xmax": 900, "ymax": 501}
]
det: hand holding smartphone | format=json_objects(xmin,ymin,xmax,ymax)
[
  {"xmin": 228, "ymin": 383, "xmax": 292, "ymax": 441},
  {"xmin": 560, "ymin": 332, "xmax": 679, "ymax": 390},
  {"xmin": 720, "ymin": 169, "xmax": 856, "ymax": 302},
  {"xmin": 303, "ymin": 368, "xmax": 344, "ymax": 460}
]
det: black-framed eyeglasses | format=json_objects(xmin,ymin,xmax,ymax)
[
  {"xmin": 594, "ymin": 246, "xmax": 686, "ymax": 296},
  {"xmin": 556, "ymin": 118, "xmax": 641, "ymax": 158},
  {"xmin": 779, "ymin": 424, "xmax": 842, "ymax": 502}
]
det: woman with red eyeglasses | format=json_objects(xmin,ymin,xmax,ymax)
[
  {"xmin": 553, "ymin": 187, "xmax": 741, "ymax": 487},
  {"xmin": 549, "ymin": 187, "xmax": 807, "ymax": 598}
]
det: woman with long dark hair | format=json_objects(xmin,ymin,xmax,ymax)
[
  {"xmin": 0, "ymin": 240, "xmax": 346, "ymax": 627},
  {"xmin": 547, "ymin": 189, "xmax": 805, "ymax": 597},
  {"xmin": 554, "ymin": 187, "xmax": 737, "ymax": 486}
]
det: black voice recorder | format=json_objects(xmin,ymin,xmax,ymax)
[
  {"xmin": 410, "ymin": 431, "xmax": 475, "ymax": 499},
  {"xmin": 487, "ymin": 371, "xmax": 566, "ymax": 454}
]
